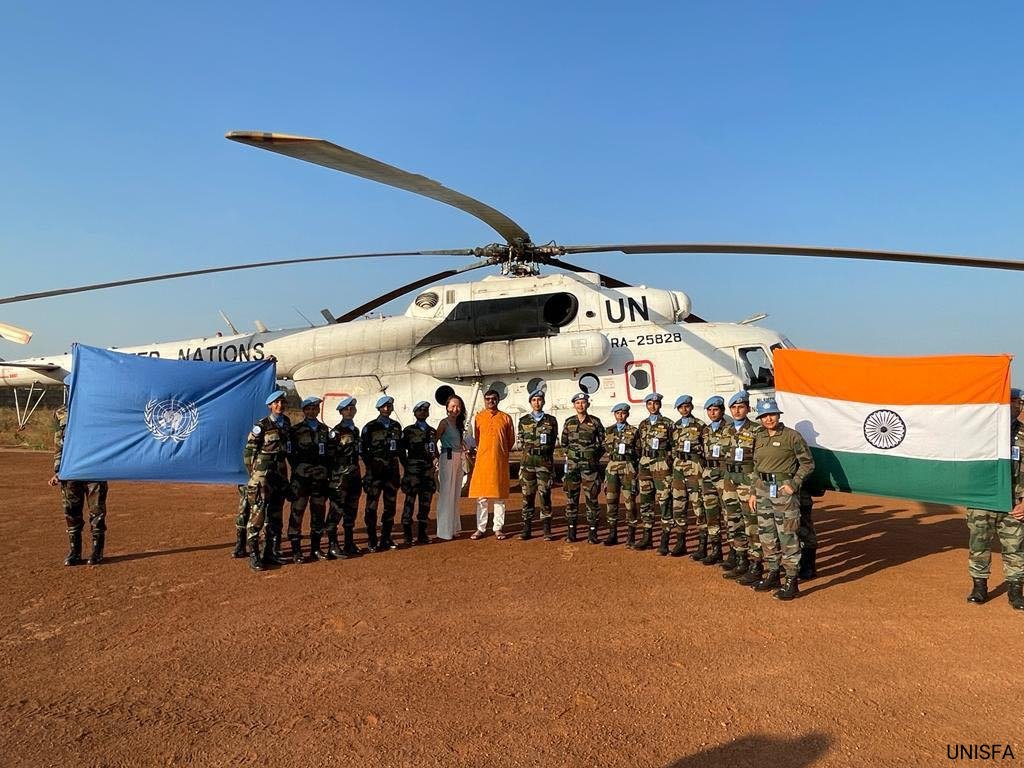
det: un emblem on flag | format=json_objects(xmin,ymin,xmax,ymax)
[
  {"xmin": 863, "ymin": 409, "xmax": 906, "ymax": 450},
  {"xmin": 144, "ymin": 398, "xmax": 200, "ymax": 443}
]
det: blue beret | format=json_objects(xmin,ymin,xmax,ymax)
[
  {"xmin": 376, "ymin": 395, "xmax": 395, "ymax": 409},
  {"xmin": 728, "ymin": 391, "xmax": 750, "ymax": 407},
  {"xmin": 755, "ymin": 399, "xmax": 783, "ymax": 418},
  {"xmin": 674, "ymin": 395, "xmax": 693, "ymax": 407},
  {"xmin": 300, "ymin": 396, "xmax": 322, "ymax": 409},
  {"xmin": 529, "ymin": 389, "xmax": 546, "ymax": 400},
  {"xmin": 704, "ymin": 396, "xmax": 725, "ymax": 409},
  {"xmin": 335, "ymin": 396, "xmax": 356, "ymax": 411},
  {"xmin": 644, "ymin": 392, "xmax": 663, "ymax": 403},
  {"xmin": 611, "ymin": 402, "xmax": 630, "ymax": 413},
  {"xmin": 571, "ymin": 392, "xmax": 589, "ymax": 403},
  {"xmin": 413, "ymin": 401, "xmax": 430, "ymax": 410},
  {"xmin": 265, "ymin": 390, "xmax": 287, "ymax": 406},
  {"xmin": 1012, "ymin": 388, "xmax": 1022, "ymax": 400}
]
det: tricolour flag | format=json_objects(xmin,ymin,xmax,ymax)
[
  {"xmin": 774, "ymin": 350, "xmax": 1012, "ymax": 511},
  {"xmin": 60, "ymin": 344, "xmax": 278, "ymax": 484}
]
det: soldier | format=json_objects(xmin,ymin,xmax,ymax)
[
  {"xmin": 560, "ymin": 393, "xmax": 606, "ymax": 543},
  {"xmin": 400, "ymin": 401, "xmax": 438, "ymax": 547},
  {"xmin": 669, "ymin": 395, "xmax": 707, "ymax": 557},
  {"xmin": 748, "ymin": 398, "xmax": 815, "ymax": 600},
  {"xmin": 720, "ymin": 391, "xmax": 760, "ymax": 580},
  {"xmin": 286, "ymin": 395, "xmax": 332, "ymax": 563},
  {"xmin": 48, "ymin": 404, "xmax": 109, "ymax": 566},
  {"xmin": 636, "ymin": 392, "xmax": 674, "ymax": 552},
  {"xmin": 325, "ymin": 396, "xmax": 362, "ymax": 558},
  {"xmin": 603, "ymin": 403, "xmax": 640, "ymax": 547},
  {"xmin": 243, "ymin": 391, "xmax": 292, "ymax": 571},
  {"xmin": 699, "ymin": 395, "xmax": 729, "ymax": 565},
  {"xmin": 966, "ymin": 387, "xmax": 1024, "ymax": 610},
  {"xmin": 518, "ymin": 389, "xmax": 558, "ymax": 540},
  {"xmin": 361, "ymin": 395, "xmax": 403, "ymax": 552}
]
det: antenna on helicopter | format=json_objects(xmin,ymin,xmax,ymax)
[
  {"xmin": 293, "ymin": 307, "xmax": 317, "ymax": 327},
  {"xmin": 739, "ymin": 313, "xmax": 769, "ymax": 325},
  {"xmin": 219, "ymin": 310, "xmax": 239, "ymax": 335},
  {"xmin": 254, "ymin": 320, "xmax": 268, "ymax": 333}
]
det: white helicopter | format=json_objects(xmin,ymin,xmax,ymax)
[{"xmin": 3, "ymin": 131, "xmax": 1023, "ymax": 429}]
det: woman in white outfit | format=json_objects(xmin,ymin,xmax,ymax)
[{"xmin": 435, "ymin": 395, "xmax": 468, "ymax": 540}]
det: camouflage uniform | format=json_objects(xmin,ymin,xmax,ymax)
[
  {"xmin": 751, "ymin": 424, "xmax": 815, "ymax": 579},
  {"xmin": 720, "ymin": 419, "xmax": 761, "ymax": 564},
  {"xmin": 53, "ymin": 406, "xmax": 109, "ymax": 564},
  {"xmin": 637, "ymin": 415, "xmax": 674, "ymax": 532},
  {"xmin": 400, "ymin": 421, "xmax": 438, "ymax": 544},
  {"xmin": 966, "ymin": 420, "xmax": 1024, "ymax": 584},
  {"xmin": 361, "ymin": 416, "xmax": 403, "ymax": 550},
  {"xmin": 561, "ymin": 414, "xmax": 606, "ymax": 533},
  {"xmin": 518, "ymin": 412, "xmax": 559, "ymax": 525},
  {"xmin": 604, "ymin": 423, "xmax": 640, "ymax": 531},
  {"xmin": 243, "ymin": 413, "xmax": 292, "ymax": 557},
  {"xmin": 232, "ymin": 485, "xmax": 250, "ymax": 557},
  {"xmin": 701, "ymin": 420, "xmax": 730, "ymax": 548},
  {"xmin": 286, "ymin": 417, "xmax": 332, "ymax": 559},
  {"xmin": 671, "ymin": 415, "xmax": 707, "ymax": 545},
  {"xmin": 326, "ymin": 420, "xmax": 362, "ymax": 555}
]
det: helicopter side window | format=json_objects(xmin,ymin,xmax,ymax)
[
  {"xmin": 578, "ymin": 373, "xmax": 600, "ymax": 394},
  {"xmin": 435, "ymin": 385, "xmax": 456, "ymax": 405},
  {"xmin": 486, "ymin": 381, "xmax": 509, "ymax": 401},
  {"xmin": 527, "ymin": 377, "xmax": 547, "ymax": 396},
  {"xmin": 629, "ymin": 369, "xmax": 649, "ymax": 390},
  {"xmin": 738, "ymin": 347, "xmax": 774, "ymax": 388}
]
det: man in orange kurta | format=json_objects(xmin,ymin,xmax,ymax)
[{"xmin": 469, "ymin": 390, "xmax": 516, "ymax": 540}]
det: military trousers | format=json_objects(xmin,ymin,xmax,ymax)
[
  {"xmin": 327, "ymin": 470, "xmax": 361, "ymax": 534},
  {"xmin": 363, "ymin": 461, "xmax": 401, "ymax": 541},
  {"xmin": 670, "ymin": 459, "xmax": 704, "ymax": 534},
  {"xmin": 798, "ymin": 487, "xmax": 818, "ymax": 549},
  {"xmin": 564, "ymin": 459, "xmax": 602, "ymax": 525},
  {"xmin": 245, "ymin": 477, "xmax": 287, "ymax": 546},
  {"xmin": 966, "ymin": 508, "xmax": 1024, "ymax": 581},
  {"xmin": 234, "ymin": 484, "xmax": 250, "ymax": 533},
  {"xmin": 605, "ymin": 461, "xmax": 637, "ymax": 526},
  {"xmin": 60, "ymin": 480, "xmax": 108, "ymax": 535},
  {"xmin": 700, "ymin": 466, "xmax": 724, "ymax": 537},
  {"xmin": 520, "ymin": 457, "xmax": 554, "ymax": 522},
  {"xmin": 401, "ymin": 470, "xmax": 436, "ymax": 526},
  {"xmin": 721, "ymin": 469, "xmax": 755, "ymax": 554},
  {"xmin": 288, "ymin": 469, "xmax": 330, "ymax": 541},
  {"xmin": 637, "ymin": 457, "xmax": 671, "ymax": 530},
  {"xmin": 754, "ymin": 478, "xmax": 801, "ymax": 578}
]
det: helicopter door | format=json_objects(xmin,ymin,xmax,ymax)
[{"xmin": 625, "ymin": 360, "xmax": 656, "ymax": 403}]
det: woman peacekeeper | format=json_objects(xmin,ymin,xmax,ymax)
[
  {"xmin": 602, "ymin": 402, "xmax": 640, "ymax": 547},
  {"xmin": 747, "ymin": 398, "xmax": 815, "ymax": 601}
]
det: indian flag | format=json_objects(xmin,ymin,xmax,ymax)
[{"xmin": 774, "ymin": 350, "xmax": 1012, "ymax": 511}]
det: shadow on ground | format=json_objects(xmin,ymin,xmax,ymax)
[{"xmin": 666, "ymin": 731, "xmax": 831, "ymax": 768}]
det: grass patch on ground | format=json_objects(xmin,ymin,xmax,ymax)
[{"xmin": 0, "ymin": 406, "xmax": 53, "ymax": 450}]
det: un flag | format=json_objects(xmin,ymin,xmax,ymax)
[{"xmin": 59, "ymin": 344, "xmax": 278, "ymax": 484}]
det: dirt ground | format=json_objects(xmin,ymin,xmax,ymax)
[{"xmin": 1, "ymin": 450, "xmax": 1021, "ymax": 768}]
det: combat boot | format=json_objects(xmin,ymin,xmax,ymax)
[
  {"xmin": 773, "ymin": 575, "xmax": 800, "ymax": 601},
  {"xmin": 64, "ymin": 530, "xmax": 83, "ymax": 567},
  {"xmin": 341, "ymin": 527, "xmax": 360, "ymax": 558},
  {"xmin": 543, "ymin": 518, "xmax": 555, "ymax": 541},
  {"xmin": 588, "ymin": 526, "xmax": 600, "ymax": 544},
  {"xmin": 87, "ymin": 533, "xmax": 105, "ymax": 565},
  {"xmin": 701, "ymin": 539, "xmax": 723, "ymax": 566},
  {"xmin": 271, "ymin": 531, "xmax": 284, "ymax": 559},
  {"xmin": 635, "ymin": 527, "xmax": 652, "ymax": 551},
  {"xmin": 289, "ymin": 537, "xmax": 305, "ymax": 564},
  {"xmin": 723, "ymin": 552, "xmax": 749, "ymax": 580},
  {"xmin": 249, "ymin": 537, "xmax": 265, "ymax": 571},
  {"xmin": 564, "ymin": 520, "xmax": 578, "ymax": 542},
  {"xmin": 719, "ymin": 547, "xmax": 737, "ymax": 571},
  {"xmin": 753, "ymin": 568, "xmax": 782, "ymax": 592},
  {"xmin": 520, "ymin": 519, "xmax": 534, "ymax": 540},
  {"xmin": 603, "ymin": 526, "xmax": 619, "ymax": 546},
  {"xmin": 262, "ymin": 537, "xmax": 287, "ymax": 566},
  {"xmin": 966, "ymin": 578, "xmax": 988, "ymax": 604},
  {"xmin": 1008, "ymin": 581, "xmax": 1024, "ymax": 611},
  {"xmin": 403, "ymin": 523, "xmax": 414, "ymax": 548},
  {"xmin": 308, "ymin": 533, "xmax": 325, "ymax": 561},
  {"xmin": 231, "ymin": 529, "xmax": 247, "ymax": 559},
  {"xmin": 657, "ymin": 528, "xmax": 670, "ymax": 556},
  {"xmin": 380, "ymin": 521, "xmax": 398, "ymax": 551},
  {"xmin": 690, "ymin": 532, "xmax": 707, "ymax": 562},
  {"xmin": 737, "ymin": 559, "xmax": 763, "ymax": 586},
  {"xmin": 624, "ymin": 525, "xmax": 637, "ymax": 549},
  {"xmin": 416, "ymin": 521, "xmax": 431, "ymax": 545},
  {"xmin": 798, "ymin": 548, "xmax": 818, "ymax": 580},
  {"xmin": 670, "ymin": 532, "xmax": 688, "ymax": 557}
]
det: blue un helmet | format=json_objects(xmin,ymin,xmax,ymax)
[
  {"xmin": 675, "ymin": 395, "xmax": 693, "ymax": 408},
  {"xmin": 300, "ymin": 395, "xmax": 322, "ymax": 409},
  {"xmin": 1012, "ymin": 388, "xmax": 1023, "ymax": 401},
  {"xmin": 571, "ymin": 392, "xmax": 590, "ymax": 403},
  {"xmin": 704, "ymin": 395, "xmax": 725, "ymax": 410},
  {"xmin": 335, "ymin": 396, "xmax": 356, "ymax": 411},
  {"xmin": 529, "ymin": 389, "xmax": 546, "ymax": 401},
  {"xmin": 755, "ymin": 399, "xmax": 783, "ymax": 419},
  {"xmin": 728, "ymin": 391, "xmax": 750, "ymax": 408},
  {"xmin": 644, "ymin": 392, "xmax": 663, "ymax": 403},
  {"xmin": 265, "ymin": 390, "xmax": 287, "ymax": 406},
  {"xmin": 375, "ymin": 395, "xmax": 395, "ymax": 409},
  {"xmin": 611, "ymin": 402, "xmax": 630, "ymax": 414}
]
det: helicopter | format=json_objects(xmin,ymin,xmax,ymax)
[{"xmin": 2, "ymin": 131, "xmax": 1023, "ymax": 430}]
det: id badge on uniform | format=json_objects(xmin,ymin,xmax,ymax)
[
  {"xmin": 388, "ymin": 439, "xmax": 397, "ymax": 452},
  {"xmin": 318, "ymin": 442, "xmax": 325, "ymax": 456},
  {"xmin": 651, "ymin": 437, "xmax": 660, "ymax": 450},
  {"xmin": 286, "ymin": 441, "xmax": 293, "ymax": 454},
  {"xmin": 1014, "ymin": 446, "xmax": 1021, "ymax": 462},
  {"xmin": 711, "ymin": 444, "xmax": 721, "ymax": 459},
  {"xmin": 618, "ymin": 442, "xmax": 626, "ymax": 455},
  {"xmin": 682, "ymin": 439, "xmax": 691, "ymax": 453},
  {"xmin": 769, "ymin": 483, "xmax": 779, "ymax": 499},
  {"xmin": 734, "ymin": 447, "xmax": 745, "ymax": 462},
  {"xmin": 428, "ymin": 442, "xmax": 436, "ymax": 455},
  {"xmin": 540, "ymin": 433, "xmax": 548, "ymax": 445}
]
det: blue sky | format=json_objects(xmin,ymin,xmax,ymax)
[{"xmin": 3, "ymin": 1, "xmax": 1022, "ymax": 376}]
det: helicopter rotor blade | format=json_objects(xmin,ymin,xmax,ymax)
[
  {"xmin": 227, "ymin": 131, "xmax": 532, "ymax": 247},
  {"xmin": 557, "ymin": 243, "xmax": 1024, "ymax": 272},
  {"xmin": 333, "ymin": 260, "xmax": 493, "ymax": 323},
  {"xmin": 0, "ymin": 249, "xmax": 477, "ymax": 306},
  {"xmin": 548, "ymin": 258, "xmax": 633, "ymax": 289}
]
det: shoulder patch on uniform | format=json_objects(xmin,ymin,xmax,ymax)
[{"xmin": 251, "ymin": 424, "xmax": 263, "ymax": 436}]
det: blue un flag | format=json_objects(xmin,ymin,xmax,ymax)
[{"xmin": 59, "ymin": 344, "xmax": 278, "ymax": 484}]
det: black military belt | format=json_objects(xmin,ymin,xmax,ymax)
[
  {"xmin": 759, "ymin": 472, "xmax": 793, "ymax": 482},
  {"xmin": 728, "ymin": 463, "xmax": 755, "ymax": 473},
  {"xmin": 707, "ymin": 459, "xmax": 723, "ymax": 468},
  {"xmin": 528, "ymin": 450, "xmax": 554, "ymax": 458}
]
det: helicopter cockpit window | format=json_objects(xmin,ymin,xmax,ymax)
[
  {"xmin": 486, "ymin": 381, "xmax": 509, "ymax": 401},
  {"xmin": 738, "ymin": 347, "xmax": 774, "ymax": 388},
  {"xmin": 629, "ymin": 369, "xmax": 650, "ymax": 390},
  {"xmin": 578, "ymin": 373, "xmax": 600, "ymax": 394},
  {"xmin": 527, "ymin": 377, "xmax": 547, "ymax": 396}
]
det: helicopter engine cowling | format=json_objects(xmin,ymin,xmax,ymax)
[{"xmin": 407, "ymin": 331, "xmax": 611, "ymax": 379}]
